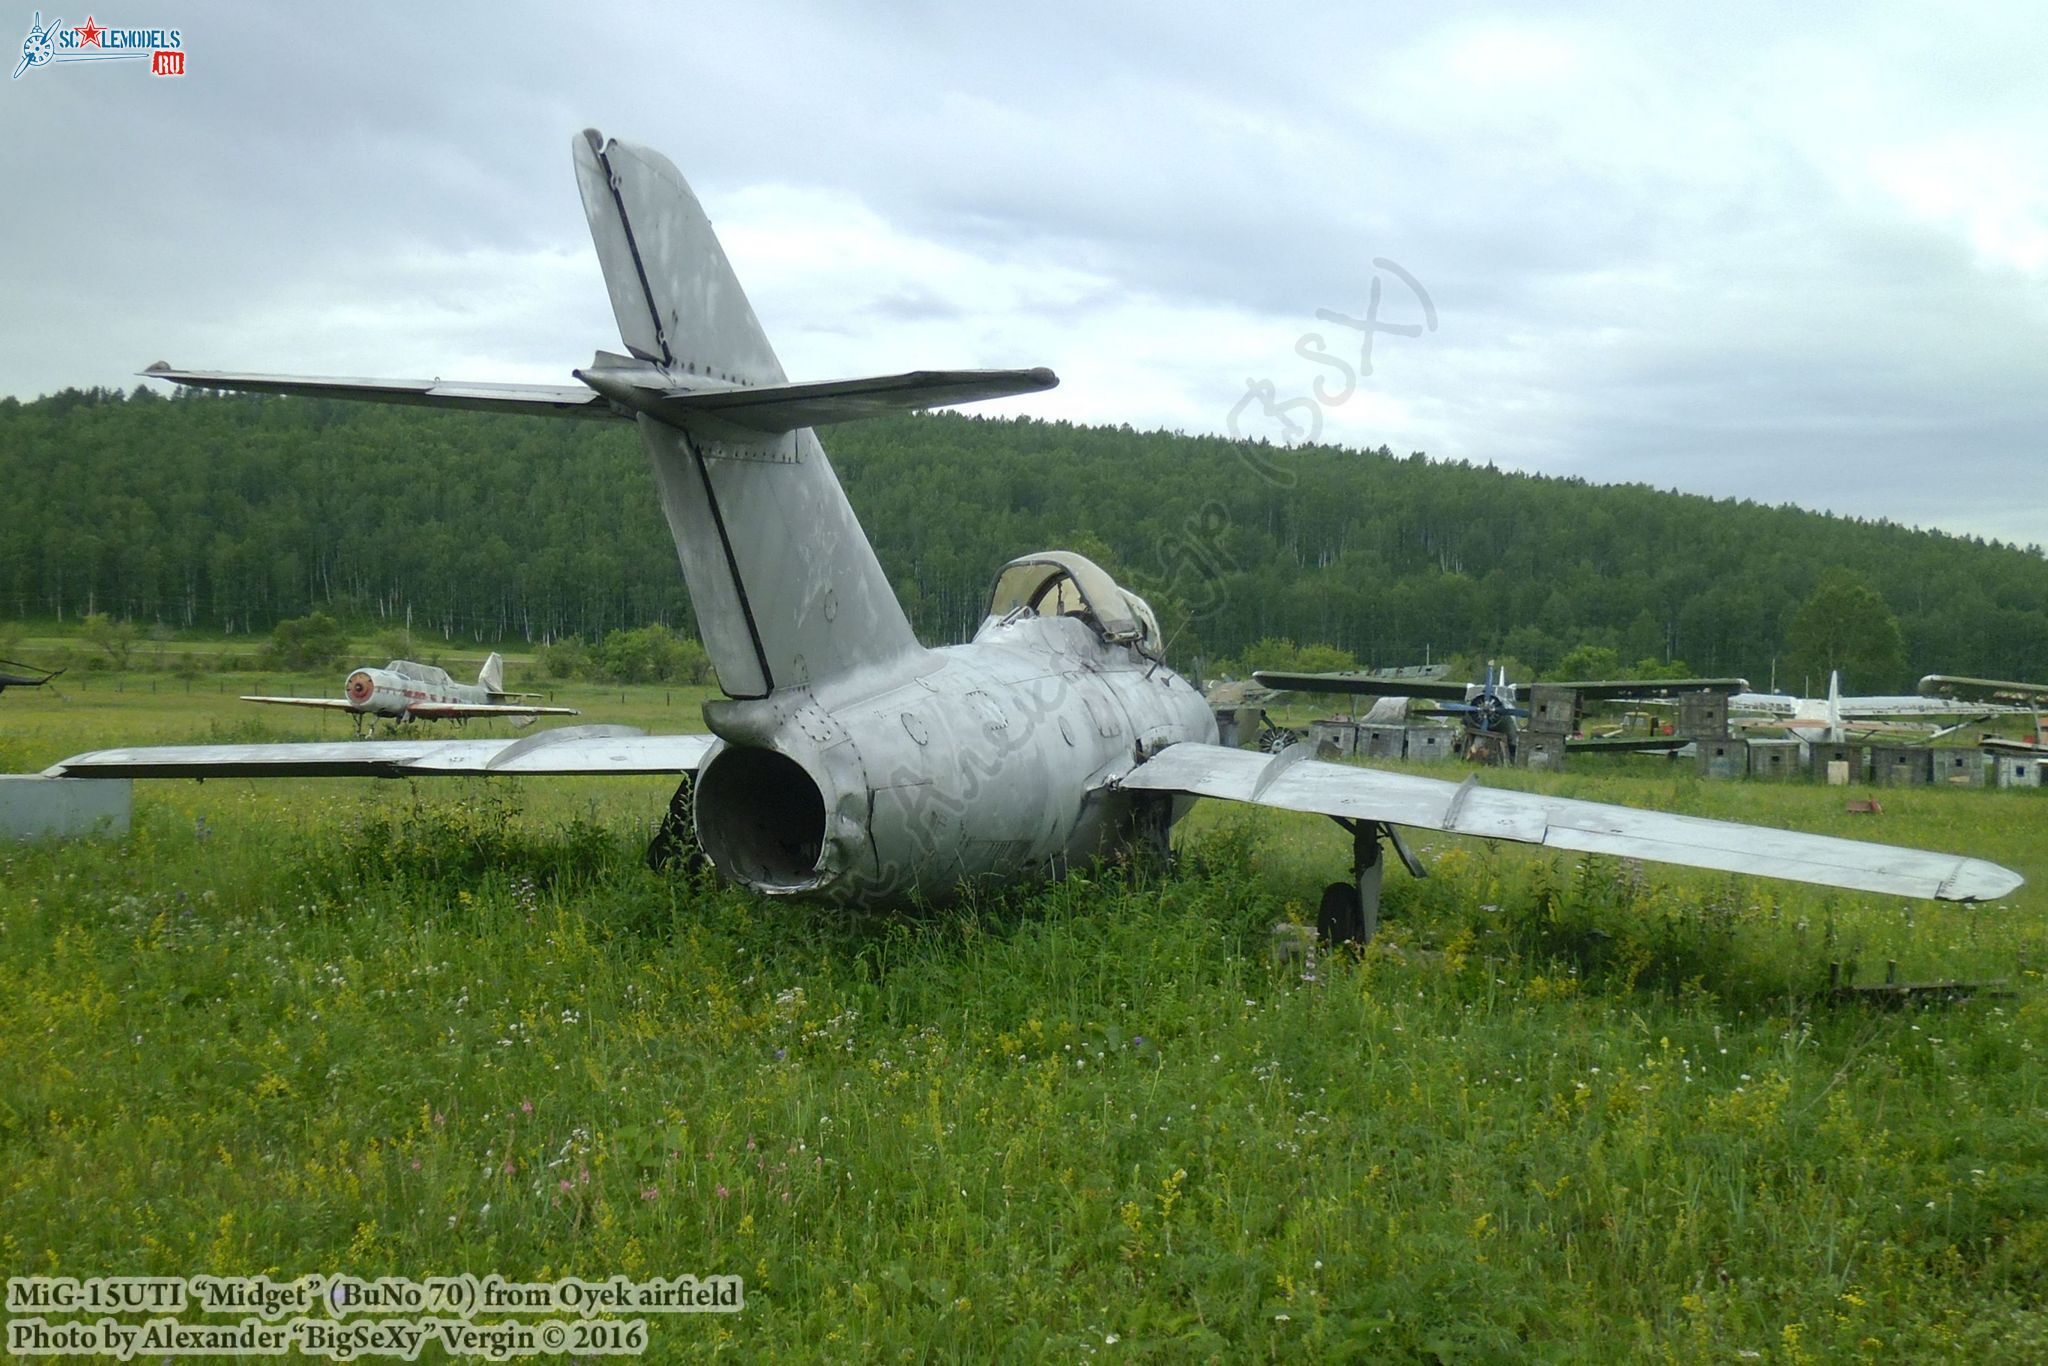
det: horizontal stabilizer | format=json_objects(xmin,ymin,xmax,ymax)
[
  {"xmin": 1120, "ymin": 742, "xmax": 2021, "ymax": 903},
  {"xmin": 141, "ymin": 365, "xmax": 614, "ymax": 420},
  {"xmin": 142, "ymin": 362, "xmax": 1055, "ymax": 434},
  {"xmin": 653, "ymin": 367, "xmax": 1058, "ymax": 434},
  {"xmin": 47, "ymin": 726, "xmax": 712, "ymax": 779}
]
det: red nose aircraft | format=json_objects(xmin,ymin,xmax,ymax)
[{"xmin": 243, "ymin": 652, "xmax": 577, "ymax": 734}]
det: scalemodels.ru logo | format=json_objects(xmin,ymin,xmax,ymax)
[{"xmin": 14, "ymin": 11, "xmax": 184, "ymax": 79}]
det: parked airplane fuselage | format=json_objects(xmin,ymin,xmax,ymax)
[{"xmin": 691, "ymin": 612, "xmax": 1215, "ymax": 904}]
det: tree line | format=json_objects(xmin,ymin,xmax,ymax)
[{"xmin": 3, "ymin": 386, "xmax": 2044, "ymax": 693}]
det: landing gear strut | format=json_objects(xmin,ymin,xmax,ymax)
[{"xmin": 1317, "ymin": 818, "xmax": 1425, "ymax": 945}]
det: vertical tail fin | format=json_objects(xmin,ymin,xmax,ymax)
[
  {"xmin": 1826, "ymin": 670, "xmax": 1842, "ymax": 743},
  {"xmin": 570, "ymin": 130, "xmax": 921, "ymax": 698},
  {"xmin": 479, "ymin": 652, "xmax": 505, "ymax": 694}
]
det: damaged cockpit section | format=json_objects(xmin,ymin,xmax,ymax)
[{"xmin": 981, "ymin": 551, "xmax": 1163, "ymax": 657}]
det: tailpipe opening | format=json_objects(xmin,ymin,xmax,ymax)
[{"xmin": 693, "ymin": 747, "xmax": 828, "ymax": 891}]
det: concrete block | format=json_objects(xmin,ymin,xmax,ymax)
[
  {"xmin": 1747, "ymin": 738, "xmax": 1802, "ymax": 780},
  {"xmin": 1870, "ymin": 746, "xmax": 1932, "ymax": 787},
  {"xmin": 1678, "ymin": 692, "xmax": 1730, "ymax": 740},
  {"xmin": 1932, "ymin": 750, "xmax": 1986, "ymax": 787},
  {"xmin": 1526, "ymin": 685, "xmax": 1578, "ymax": 736},
  {"xmin": 1994, "ymin": 754, "xmax": 2041, "ymax": 789},
  {"xmin": 1695, "ymin": 739, "xmax": 1745, "ymax": 780},
  {"xmin": 1406, "ymin": 726, "xmax": 1457, "ymax": 762},
  {"xmin": 1308, "ymin": 720, "xmax": 1357, "ymax": 758},
  {"xmin": 1809, "ymin": 742, "xmax": 1867, "ymax": 783},
  {"xmin": 0, "ymin": 776, "xmax": 131, "ymax": 840},
  {"xmin": 1361, "ymin": 725, "xmax": 1406, "ymax": 759}
]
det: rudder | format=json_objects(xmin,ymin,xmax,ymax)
[{"xmin": 571, "ymin": 130, "xmax": 922, "ymax": 698}]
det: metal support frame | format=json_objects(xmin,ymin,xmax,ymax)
[{"xmin": 1319, "ymin": 817, "xmax": 1426, "ymax": 945}]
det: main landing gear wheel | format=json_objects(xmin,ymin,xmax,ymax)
[
  {"xmin": 1318, "ymin": 881, "xmax": 1366, "ymax": 945},
  {"xmin": 646, "ymin": 776, "xmax": 707, "ymax": 873}
]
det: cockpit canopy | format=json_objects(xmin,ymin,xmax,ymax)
[
  {"xmin": 983, "ymin": 551, "xmax": 1163, "ymax": 657},
  {"xmin": 385, "ymin": 660, "xmax": 454, "ymax": 687}
]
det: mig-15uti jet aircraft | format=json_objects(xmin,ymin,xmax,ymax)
[
  {"xmin": 45, "ymin": 130, "xmax": 2021, "ymax": 940},
  {"xmin": 241, "ymin": 653, "xmax": 579, "ymax": 734}
]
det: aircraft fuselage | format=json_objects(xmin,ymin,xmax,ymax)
[
  {"xmin": 346, "ymin": 666, "xmax": 490, "ymax": 719},
  {"xmin": 689, "ymin": 613, "xmax": 1215, "ymax": 905}
]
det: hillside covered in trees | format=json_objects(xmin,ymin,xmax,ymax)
[{"xmin": 3, "ymin": 386, "xmax": 2045, "ymax": 691}]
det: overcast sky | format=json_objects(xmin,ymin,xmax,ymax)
[{"xmin": 4, "ymin": 1, "xmax": 2044, "ymax": 546}]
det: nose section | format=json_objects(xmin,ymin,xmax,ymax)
[{"xmin": 346, "ymin": 671, "xmax": 375, "ymax": 705}]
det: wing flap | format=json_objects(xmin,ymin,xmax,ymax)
[
  {"xmin": 1120, "ymin": 742, "xmax": 2021, "ymax": 903},
  {"xmin": 46, "ymin": 727, "xmax": 713, "ymax": 779}
]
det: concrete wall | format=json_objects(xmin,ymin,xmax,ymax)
[
  {"xmin": 1679, "ymin": 693, "xmax": 1730, "ymax": 740},
  {"xmin": 0, "ymin": 776, "xmax": 132, "ymax": 841},
  {"xmin": 1407, "ymin": 726, "xmax": 1457, "ymax": 762},
  {"xmin": 1870, "ymin": 746, "xmax": 1932, "ymax": 787},
  {"xmin": 1526, "ymin": 686, "xmax": 1577, "ymax": 736},
  {"xmin": 1308, "ymin": 720, "xmax": 1357, "ymax": 757},
  {"xmin": 1932, "ymin": 750, "xmax": 1986, "ymax": 787},
  {"xmin": 1695, "ymin": 738, "xmax": 1746, "ymax": 780},
  {"xmin": 1747, "ymin": 739, "xmax": 1802, "ymax": 780},
  {"xmin": 1808, "ymin": 742, "xmax": 1868, "ymax": 783},
  {"xmin": 1361, "ymin": 725, "xmax": 1407, "ymax": 759},
  {"xmin": 1995, "ymin": 754, "xmax": 2042, "ymax": 789}
]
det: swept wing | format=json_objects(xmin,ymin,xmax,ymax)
[
  {"xmin": 1120, "ymin": 742, "xmax": 2019, "ymax": 902},
  {"xmin": 47, "ymin": 726, "xmax": 712, "ymax": 779}
]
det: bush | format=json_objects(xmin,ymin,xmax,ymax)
[
  {"xmin": 80, "ymin": 612, "xmax": 138, "ymax": 670},
  {"xmin": 596, "ymin": 625, "xmax": 711, "ymax": 684},
  {"xmin": 538, "ymin": 635, "xmax": 591, "ymax": 680},
  {"xmin": 262, "ymin": 611, "xmax": 349, "ymax": 671}
]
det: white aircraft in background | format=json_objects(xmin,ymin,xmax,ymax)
[
  {"xmin": 1919, "ymin": 674, "xmax": 2048, "ymax": 755},
  {"xmin": 1730, "ymin": 671, "xmax": 2018, "ymax": 745},
  {"xmin": 243, "ymin": 653, "xmax": 578, "ymax": 733}
]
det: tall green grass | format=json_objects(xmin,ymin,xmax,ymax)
[{"xmin": 3, "ymin": 695, "xmax": 2046, "ymax": 1358}]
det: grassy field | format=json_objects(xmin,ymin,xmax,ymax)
[{"xmin": 4, "ymin": 681, "xmax": 2047, "ymax": 1360}]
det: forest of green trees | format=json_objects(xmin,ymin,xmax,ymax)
[{"xmin": 3, "ymin": 386, "xmax": 2045, "ymax": 692}]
